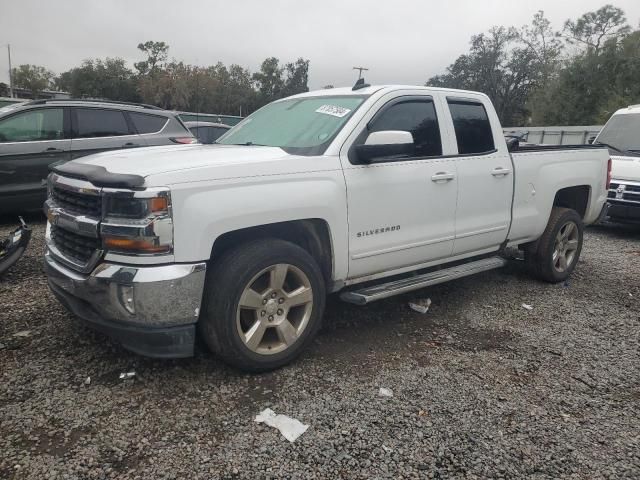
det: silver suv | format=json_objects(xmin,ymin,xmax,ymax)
[{"xmin": 0, "ymin": 99, "xmax": 195, "ymax": 214}]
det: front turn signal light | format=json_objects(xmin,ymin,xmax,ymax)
[{"xmin": 103, "ymin": 236, "xmax": 171, "ymax": 254}]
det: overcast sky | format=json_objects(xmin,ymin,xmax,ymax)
[{"xmin": 1, "ymin": 0, "xmax": 639, "ymax": 90}]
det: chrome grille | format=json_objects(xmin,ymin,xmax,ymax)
[
  {"xmin": 608, "ymin": 182, "xmax": 640, "ymax": 204},
  {"xmin": 50, "ymin": 226, "xmax": 100, "ymax": 265},
  {"xmin": 52, "ymin": 185, "xmax": 102, "ymax": 216}
]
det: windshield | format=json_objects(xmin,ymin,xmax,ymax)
[
  {"xmin": 217, "ymin": 95, "xmax": 367, "ymax": 155},
  {"xmin": 596, "ymin": 113, "xmax": 640, "ymax": 154}
]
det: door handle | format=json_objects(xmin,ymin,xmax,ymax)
[
  {"xmin": 431, "ymin": 172, "xmax": 455, "ymax": 183},
  {"xmin": 42, "ymin": 147, "xmax": 64, "ymax": 154},
  {"xmin": 123, "ymin": 142, "xmax": 141, "ymax": 148},
  {"xmin": 491, "ymin": 167, "xmax": 512, "ymax": 177}
]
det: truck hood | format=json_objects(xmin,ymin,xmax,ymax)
[
  {"xmin": 72, "ymin": 144, "xmax": 293, "ymax": 178},
  {"xmin": 611, "ymin": 154, "xmax": 640, "ymax": 182}
]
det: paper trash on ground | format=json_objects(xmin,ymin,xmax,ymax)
[
  {"xmin": 254, "ymin": 408, "xmax": 309, "ymax": 443},
  {"xmin": 521, "ymin": 303, "xmax": 534, "ymax": 311},
  {"xmin": 379, "ymin": 387, "xmax": 394, "ymax": 397},
  {"xmin": 409, "ymin": 298, "xmax": 432, "ymax": 314},
  {"xmin": 119, "ymin": 371, "xmax": 136, "ymax": 380}
]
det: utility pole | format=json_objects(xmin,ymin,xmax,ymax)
[
  {"xmin": 7, "ymin": 43, "xmax": 13, "ymax": 98},
  {"xmin": 353, "ymin": 66, "xmax": 369, "ymax": 79}
]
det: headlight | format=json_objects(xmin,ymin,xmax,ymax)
[
  {"xmin": 104, "ymin": 195, "xmax": 169, "ymax": 219},
  {"xmin": 101, "ymin": 189, "xmax": 173, "ymax": 255}
]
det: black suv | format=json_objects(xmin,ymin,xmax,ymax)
[{"xmin": 0, "ymin": 99, "xmax": 195, "ymax": 214}]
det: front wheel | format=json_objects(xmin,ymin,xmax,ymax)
[
  {"xmin": 525, "ymin": 207, "xmax": 584, "ymax": 283},
  {"xmin": 200, "ymin": 239, "xmax": 326, "ymax": 372}
]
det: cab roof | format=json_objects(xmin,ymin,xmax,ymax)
[{"xmin": 285, "ymin": 84, "xmax": 489, "ymax": 100}]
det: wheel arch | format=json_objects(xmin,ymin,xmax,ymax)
[
  {"xmin": 210, "ymin": 219, "xmax": 335, "ymax": 288},
  {"xmin": 552, "ymin": 185, "xmax": 591, "ymax": 220}
]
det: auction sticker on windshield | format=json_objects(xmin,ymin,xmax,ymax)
[{"xmin": 315, "ymin": 105, "xmax": 351, "ymax": 118}]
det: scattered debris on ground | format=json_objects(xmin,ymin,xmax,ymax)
[
  {"xmin": 254, "ymin": 408, "xmax": 309, "ymax": 443},
  {"xmin": 408, "ymin": 298, "xmax": 432, "ymax": 314},
  {"xmin": 378, "ymin": 387, "xmax": 394, "ymax": 398},
  {"xmin": 1, "ymin": 219, "xmax": 639, "ymax": 478}
]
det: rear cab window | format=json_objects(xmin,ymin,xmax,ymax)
[
  {"xmin": 447, "ymin": 99, "xmax": 495, "ymax": 155},
  {"xmin": 73, "ymin": 108, "xmax": 132, "ymax": 138}
]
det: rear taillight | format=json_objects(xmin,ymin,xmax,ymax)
[
  {"xmin": 606, "ymin": 158, "xmax": 612, "ymax": 189},
  {"xmin": 170, "ymin": 137, "xmax": 197, "ymax": 144}
]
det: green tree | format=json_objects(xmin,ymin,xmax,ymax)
[
  {"xmin": 134, "ymin": 41, "xmax": 169, "ymax": 75},
  {"xmin": 427, "ymin": 26, "xmax": 538, "ymax": 125},
  {"xmin": 0, "ymin": 82, "xmax": 8, "ymax": 97},
  {"xmin": 12, "ymin": 64, "xmax": 54, "ymax": 98},
  {"xmin": 282, "ymin": 58, "xmax": 310, "ymax": 97},
  {"xmin": 56, "ymin": 58, "xmax": 139, "ymax": 101},
  {"xmin": 563, "ymin": 4, "xmax": 630, "ymax": 54},
  {"xmin": 533, "ymin": 6, "xmax": 638, "ymax": 125},
  {"xmin": 252, "ymin": 57, "xmax": 284, "ymax": 104}
]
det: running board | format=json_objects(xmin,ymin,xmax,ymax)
[{"xmin": 340, "ymin": 256, "xmax": 507, "ymax": 305}]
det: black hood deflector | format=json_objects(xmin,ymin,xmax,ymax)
[{"xmin": 51, "ymin": 162, "xmax": 145, "ymax": 189}]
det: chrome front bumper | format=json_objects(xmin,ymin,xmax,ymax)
[{"xmin": 45, "ymin": 251, "xmax": 207, "ymax": 357}]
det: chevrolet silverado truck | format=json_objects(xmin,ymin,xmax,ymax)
[
  {"xmin": 44, "ymin": 83, "xmax": 611, "ymax": 371},
  {"xmin": 593, "ymin": 104, "xmax": 640, "ymax": 222}
]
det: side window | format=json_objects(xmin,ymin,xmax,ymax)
[
  {"xmin": 447, "ymin": 101, "xmax": 495, "ymax": 154},
  {"xmin": 74, "ymin": 108, "xmax": 131, "ymax": 138},
  {"xmin": 368, "ymin": 100, "xmax": 442, "ymax": 157},
  {"xmin": 210, "ymin": 127, "xmax": 229, "ymax": 142},
  {"xmin": 0, "ymin": 108, "xmax": 64, "ymax": 143},
  {"xmin": 129, "ymin": 112, "xmax": 168, "ymax": 134}
]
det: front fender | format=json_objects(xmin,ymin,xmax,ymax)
[{"xmin": 169, "ymin": 171, "xmax": 349, "ymax": 282}]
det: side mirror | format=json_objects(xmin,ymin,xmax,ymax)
[
  {"xmin": 354, "ymin": 130, "xmax": 414, "ymax": 164},
  {"xmin": 588, "ymin": 136, "xmax": 596, "ymax": 145},
  {"xmin": 506, "ymin": 137, "xmax": 519, "ymax": 152}
]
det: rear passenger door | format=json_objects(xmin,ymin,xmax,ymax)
[
  {"xmin": 69, "ymin": 107, "xmax": 143, "ymax": 159},
  {"xmin": 445, "ymin": 98, "xmax": 513, "ymax": 255}
]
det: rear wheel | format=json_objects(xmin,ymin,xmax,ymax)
[
  {"xmin": 525, "ymin": 207, "xmax": 584, "ymax": 283},
  {"xmin": 200, "ymin": 239, "xmax": 326, "ymax": 371}
]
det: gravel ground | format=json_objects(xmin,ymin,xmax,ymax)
[{"xmin": 0, "ymin": 214, "xmax": 639, "ymax": 479}]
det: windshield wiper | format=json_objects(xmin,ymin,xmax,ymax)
[{"xmin": 224, "ymin": 142, "xmax": 269, "ymax": 147}]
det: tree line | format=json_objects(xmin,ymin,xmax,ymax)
[
  {"xmin": 1, "ymin": 41, "xmax": 310, "ymax": 116},
  {"xmin": 427, "ymin": 4, "xmax": 640, "ymax": 126},
  {"xmin": 2, "ymin": 4, "xmax": 638, "ymax": 125}
]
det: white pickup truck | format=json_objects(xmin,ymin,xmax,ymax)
[
  {"xmin": 593, "ymin": 104, "xmax": 640, "ymax": 222},
  {"xmin": 44, "ymin": 83, "xmax": 611, "ymax": 371}
]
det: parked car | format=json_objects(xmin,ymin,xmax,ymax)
[
  {"xmin": 593, "ymin": 104, "xmax": 640, "ymax": 222},
  {"xmin": 0, "ymin": 99, "xmax": 195, "ymax": 214},
  {"xmin": 185, "ymin": 121, "xmax": 231, "ymax": 144},
  {"xmin": 43, "ymin": 83, "xmax": 610, "ymax": 371}
]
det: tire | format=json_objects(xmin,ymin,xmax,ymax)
[
  {"xmin": 525, "ymin": 207, "xmax": 584, "ymax": 283},
  {"xmin": 199, "ymin": 239, "xmax": 326, "ymax": 372}
]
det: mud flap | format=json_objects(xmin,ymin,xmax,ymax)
[{"xmin": 0, "ymin": 217, "xmax": 32, "ymax": 277}]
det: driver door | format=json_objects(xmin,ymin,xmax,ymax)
[{"xmin": 340, "ymin": 94, "xmax": 458, "ymax": 279}]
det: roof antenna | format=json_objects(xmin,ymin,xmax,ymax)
[{"xmin": 352, "ymin": 77, "xmax": 370, "ymax": 91}]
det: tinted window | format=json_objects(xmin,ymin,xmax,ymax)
[
  {"xmin": 0, "ymin": 108, "xmax": 63, "ymax": 143},
  {"xmin": 75, "ymin": 108, "xmax": 131, "ymax": 138},
  {"xmin": 369, "ymin": 100, "xmax": 442, "ymax": 157},
  {"xmin": 129, "ymin": 112, "xmax": 167, "ymax": 134},
  {"xmin": 448, "ymin": 101, "xmax": 495, "ymax": 154}
]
